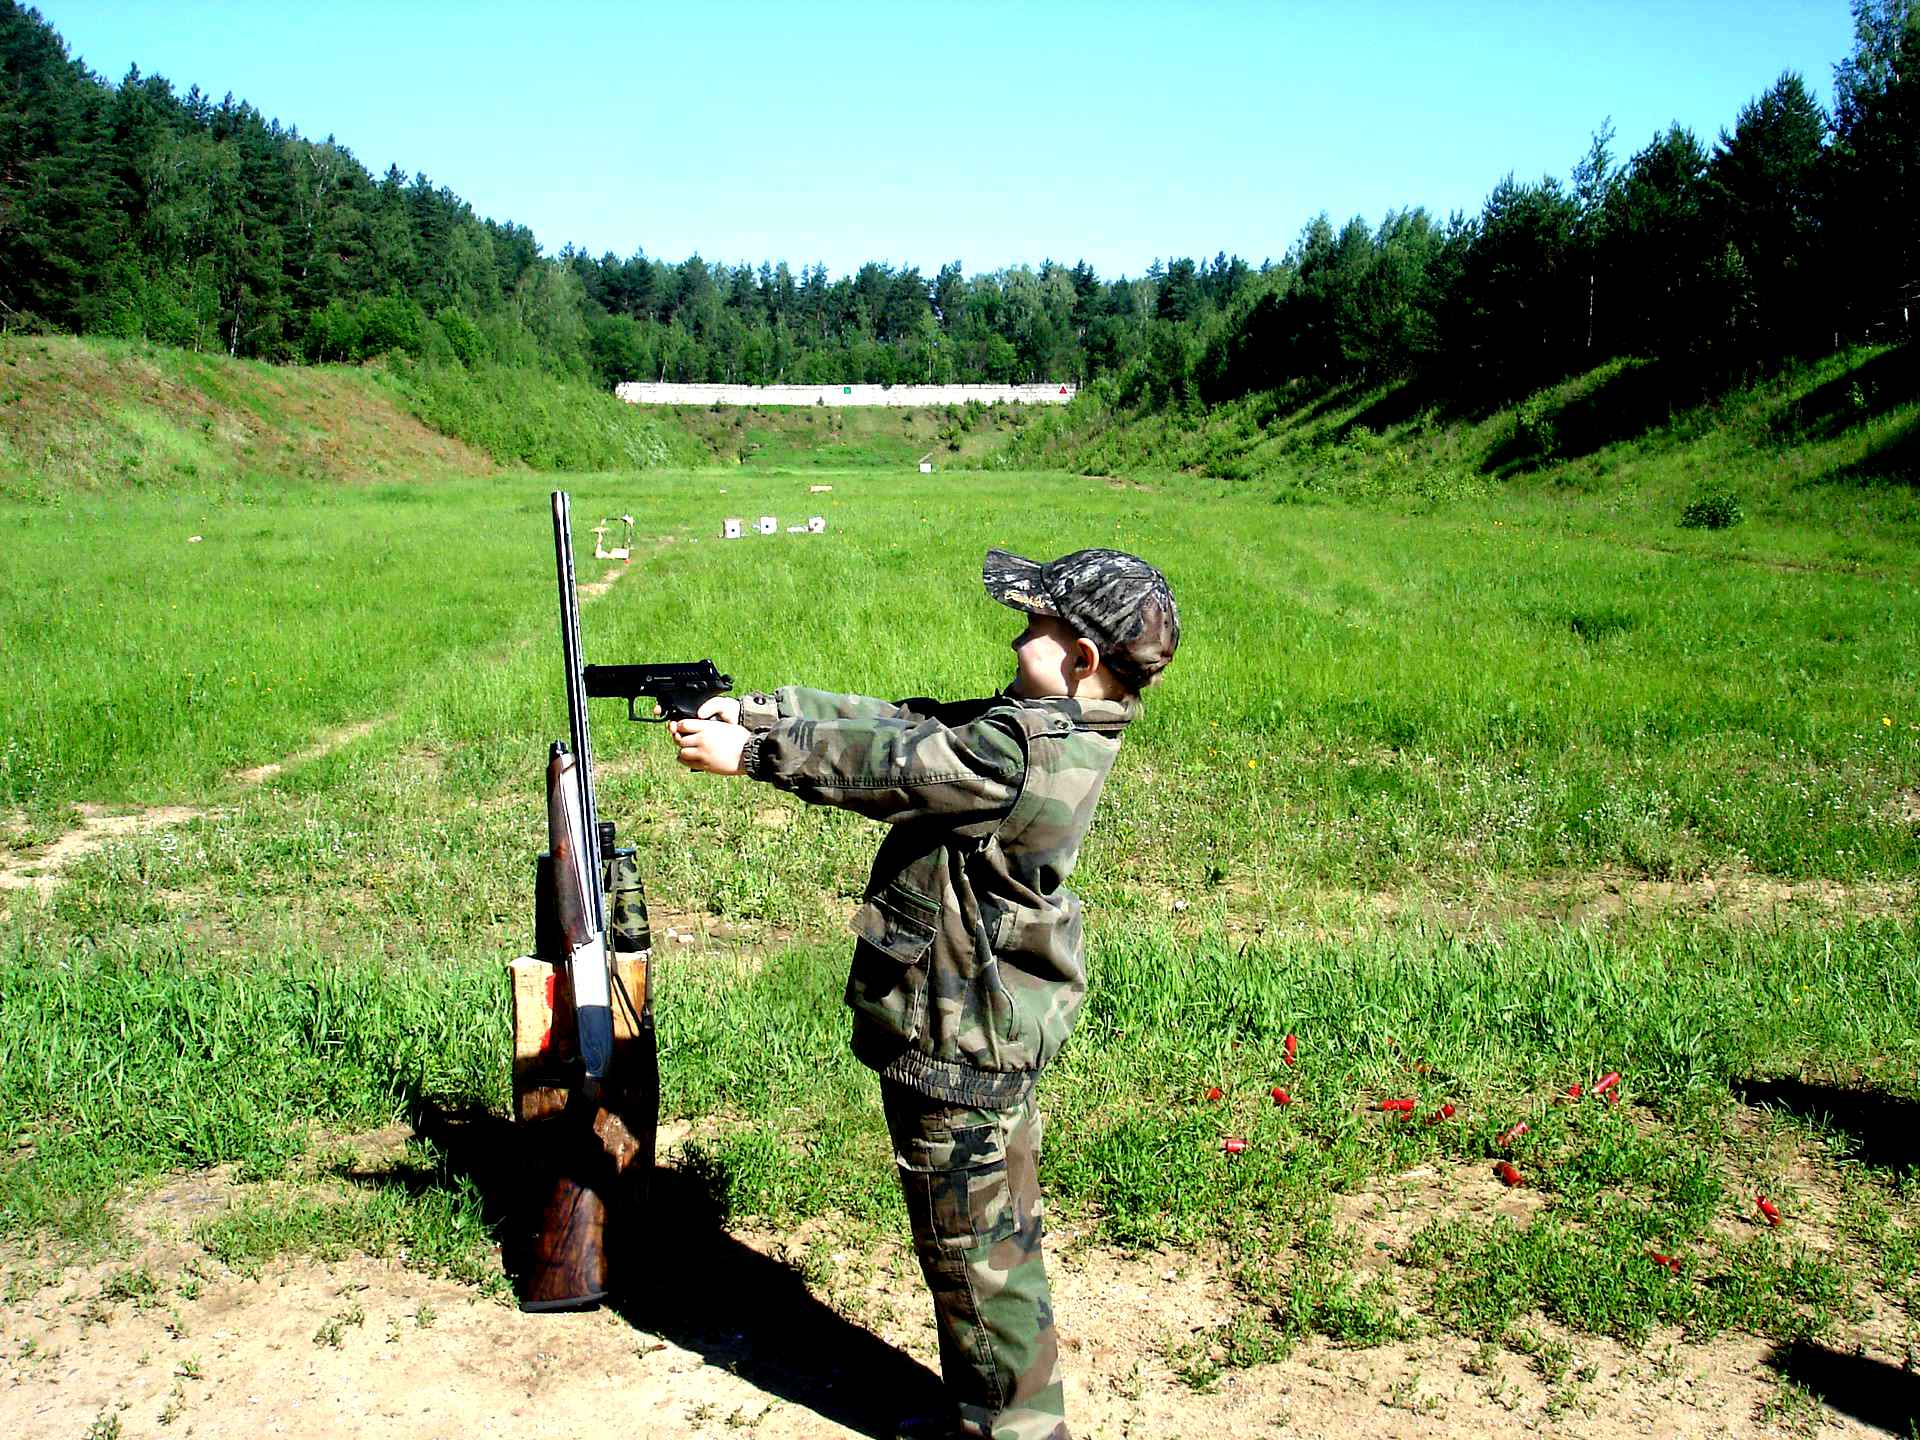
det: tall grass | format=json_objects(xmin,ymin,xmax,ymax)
[
  {"xmin": 374, "ymin": 360, "xmax": 709, "ymax": 471},
  {"xmin": 0, "ymin": 930, "xmax": 504, "ymax": 1240},
  {"xmin": 7, "ymin": 903, "xmax": 1910, "ymax": 1344}
]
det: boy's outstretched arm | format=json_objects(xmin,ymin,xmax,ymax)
[
  {"xmin": 670, "ymin": 701, "xmax": 1024, "ymax": 831},
  {"xmin": 738, "ymin": 686, "xmax": 940, "ymax": 728}
]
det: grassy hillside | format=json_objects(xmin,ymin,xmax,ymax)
[
  {"xmin": 373, "ymin": 359, "xmax": 709, "ymax": 472},
  {"xmin": 0, "ymin": 337, "xmax": 710, "ymax": 499},
  {"xmin": 0, "ymin": 336, "xmax": 1048, "ymax": 495},
  {"xmin": 994, "ymin": 347, "xmax": 1920, "ymax": 569},
  {"xmin": 0, "ymin": 336, "xmax": 492, "ymax": 498}
]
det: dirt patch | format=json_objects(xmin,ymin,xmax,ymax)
[
  {"xmin": 578, "ymin": 559, "xmax": 629, "ymax": 601},
  {"xmin": 1368, "ymin": 871, "xmax": 1919, "ymax": 932},
  {"xmin": 1, "ymin": 1154, "xmax": 1882, "ymax": 1440},
  {"xmin": 0, "ymin": 803, "xmax": 212, "ymax": 900},
  {"xmin": 650, "ymin": 906, "xmax": 778, "ymax": 953},
  {"xmin": 1334, "ymin": 1159, "xmax": 1549, "ymax": 1262},
  {"xmin": 1569, "ymin": 871, "xmax": 1917, "ymax": 925},
  {"xmin": 394, "ymin": 745, "xmax": 448, "ymax": 782}
]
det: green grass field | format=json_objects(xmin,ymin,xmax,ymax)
[{"xmin": 3, "ymin": 364, "xmax": 1918, "ymax": 1381}]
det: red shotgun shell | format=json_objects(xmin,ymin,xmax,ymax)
[
  {"xmin": 1756, "ymin": 1195, "xmax": 1781, "ymax": 1227},
  {"xmin": 1271, "ymin": 1088, "xmax": 1291, "ymax": 1105},
  {"xmin": 1222, "ymin": 1136, "xmax": 1248, "ymax": 1155},
  {"xmin": 1283, "ymin": 1034, "xmax": 1297, "ymax": 1066},
  {"xmin": 1495, "ymin": 1161, "xmax": 1523, "ymax": 1187},
  {"xmin": 1496, "ymin": 1122, "xmax": 1529, "ymax": 1147},
  {"xmin": 1205, "ymin": 1086, "xmax": 1224, "ymax": 1102},
  {"xmin": 1592, "ymin": 1071, "xmax": 1621, "ymax": 1096}
]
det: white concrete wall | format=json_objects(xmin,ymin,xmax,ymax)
[{"xmin": 614, "ymin": 382, "xmax": 1078, "ymax": 407}]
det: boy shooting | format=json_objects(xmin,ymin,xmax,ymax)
[{"xmin": 669, "ymin": 547, "xmax": 1178, "ymax": 1440}]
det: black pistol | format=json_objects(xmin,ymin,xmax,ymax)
[{"xmin": 584, "ymin": 660, "xmax": 734, "ymax": 723}]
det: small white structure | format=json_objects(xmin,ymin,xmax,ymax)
[
  {"xmin": 809, "ymin": 484, "xmax": 833, "ymax": 493},
  {"xmin": 720, "ymin": 515, "xmax": 827, "ymax": 536},
  {"xmin": 918, "ymin": 451, "xmax": 934, "ymax": 474},
  {"xmin": 593, "ymin": 515, "xmax": 635, "ymax": 561},
  {"xmin": 617, "ymin": 382, "xmax": 1078, "ymax": 408}
]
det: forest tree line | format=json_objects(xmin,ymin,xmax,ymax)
[{"xmin": 1, "ymin": 0, "xmax": 1913, "ymax": 409}]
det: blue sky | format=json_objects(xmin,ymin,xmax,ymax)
[{"xmin": 42, "ymin": 1, "xmax": 1859, "ymax": 281}]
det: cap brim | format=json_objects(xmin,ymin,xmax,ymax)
[{"xmin": 983, "ymin": 548, "xmax": 1059, "ymax": 615}]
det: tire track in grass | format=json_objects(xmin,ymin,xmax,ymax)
[
  {"xmin": 217, "ymin": 549, "xmax": 642, "ymax": 788},
  {"xmin": 0, "ymin": 804, "xmax": 212, "ymax": 901},
  {"xmin": 0, "ymin": 553, "xmax": 646, "ymax": 901}
]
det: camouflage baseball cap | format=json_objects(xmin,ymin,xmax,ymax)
[{"xmin": 983, "ymin": 547, "xmax": 1180, "ymax": 687}]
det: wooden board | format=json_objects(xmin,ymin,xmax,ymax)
[{"xmin": 507, "ymin": 953, "xmax": 652, "ymax": 1130}]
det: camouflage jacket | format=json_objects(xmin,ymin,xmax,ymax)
[{"xmin": 738, "ymin": 686, "xmax": 1136, "ymax": 1106}]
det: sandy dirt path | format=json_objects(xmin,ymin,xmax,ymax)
[{"xmin": 0, "ymin": 1153, "xmax": 1881, "ymax": 1440}]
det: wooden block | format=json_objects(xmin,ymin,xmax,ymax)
[
  {"xmin": 508, "ymin": 953, "xmax": 650, "ymax": 1122},
  {"xmin": 506, "ymin": 950, "xmax": 660, "ymax": 1310}
]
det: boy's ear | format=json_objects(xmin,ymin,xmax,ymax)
[{"xmin": 1073, "ymin": 636, "xmax": 1102, "ymax": 675}]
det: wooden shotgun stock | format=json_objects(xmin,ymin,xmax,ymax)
[
  {"xmin": 521, "ymin": 1102, "xmax": 612, "ymax": 1312},
  {"xmin": 515, "ymin": 848, "xmax": 658, "ymax": 1310}
]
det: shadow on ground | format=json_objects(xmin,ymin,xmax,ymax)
[
  {"xmin": 1768, "ymin": 1339, "xmax": 1920, "ymax": 1434},
  {"xmin": 1732, "ymin": 1077, "xmax": 1920, "ymax": 1172},
  {"xmin": 376, "ymin": 1101, "xmax": 938, "ymax": 1440},
  {"xmin": 1776, "ymin": 346, "xmax": 1918, "ymax": 442},
  {"xmin": 1833, "ymin": 413, "xmax": 1920, "ymax": 486}
]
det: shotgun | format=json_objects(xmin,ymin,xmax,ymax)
[{"xmin": 519, "ymin": 492, "xmax": 727, "ymax": 1310}]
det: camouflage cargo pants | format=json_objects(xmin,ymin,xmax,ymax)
[{"xmin": 881, "ymin": 1081, "xmax": 1069, "ymax": 1440}]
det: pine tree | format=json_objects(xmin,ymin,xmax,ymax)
[
  {"xmin": 1831, "ymin": 0, "xmax": 1919, "ymax": 338},
  {"xmin": 1708, "ymin": 72, "xmax": 1830, "ymax": 356}
]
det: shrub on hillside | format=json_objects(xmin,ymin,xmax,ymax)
[
  {"xmin": 1680, "ymin": 490, "xmax": 1744, "ymax": 530},
  {"xmin": 1511, "ymin": 392, "xmax": 1559, "ymax": 460}
]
